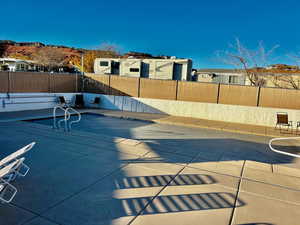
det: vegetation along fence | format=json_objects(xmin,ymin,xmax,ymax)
[{"xmin": 1, "ymin": 72, "xmax": 299, "ymax": 110}]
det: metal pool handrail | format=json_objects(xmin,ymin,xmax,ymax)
[
  {"xmin": 53, "ymin": 105, "xmax": 70, "ymax": 131},
  {"xmin": 269, "ymin": 136, "xmax": 300, "ymax": 158},
  {"xmin": 65, "ymin": 107, "xmax": 81, "ymax": 132}
]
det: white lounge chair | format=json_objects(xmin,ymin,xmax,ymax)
[
  {"xmin": 0, "ymin": 159, "xmax": 24, "ymax": 203},
  {"xmin": 0, "ymin": 142, "xmax": 35, "ymax": 181}
]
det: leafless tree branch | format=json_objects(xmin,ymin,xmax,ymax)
[{"xmin": 217, "ymin": 38, "xmax": 279, "ymax": 87}]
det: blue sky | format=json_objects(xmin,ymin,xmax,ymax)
[{"xmin": 1, "ymin": 0, "xmax": 300, "ymax": 68}]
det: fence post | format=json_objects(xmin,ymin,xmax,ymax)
[
  {"xmin": 51, "ymin": 73, "xmax": 55, "ymax": 93},
  {"xmin": 7, "ymin": 71, "xmax": 10, "ymax": 98},
  {"xmin": 138, "ymin": 77, "xmax": 141, "ymax": 98},
  {"xmin": 48, "ymin": 73, "xmax": 51, "ymax": 93},
  {"xmin": 175, "ymin": 80, "xmax": 179, "ymax": 100},
  {"xmin": 256, "ymin": 86, "xmax": 261, "ymax": 107},
  {"xmin": 217, "ymin": 83, "xmax": 221, "ymax": 104},
  {"xmin": 75, "ymin": 74, "xmax": 78, "ymax": 93},
  {"xmin": 108, "ymin": 75, "xmax": 111, "ymax": 95}
]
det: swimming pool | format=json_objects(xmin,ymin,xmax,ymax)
[{"xmin": 28, "ymin": 113, "xmax": 282, "ymax": 163}]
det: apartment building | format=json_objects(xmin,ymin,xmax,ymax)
[
  {"xmin": 94, "ymin": 58, "xmax": 193, "ymax": 81},
  {"xmin": 195, "ymin": 69, "xmax": 248, "ymax": 85},
  {"xmin": 0, "ymin": 58, "xmax": 42, "ymax": 72}
]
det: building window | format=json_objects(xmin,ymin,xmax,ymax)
[
  {"xmin": 229, "ymin": 75, "xmax": 239, "ymax": 84},
  {"xmin": 130, "ymin": 68, "xmax": 139, "ymax": 72},
  {"xmin": 100, "ymin": 61, "xmax": 109, "ymax": 67}
]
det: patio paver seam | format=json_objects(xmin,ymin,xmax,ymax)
[
  {"xmin": 8, "ymin": 204, "xmax": 42, "ymax": 224},
  {"xmin": 186, "ymin": 161, "xmax": 300, "ymax": 193},
  {"xmin": 239, "ymin": 189, "xmax": 300, "ymax": 206},
  {"xmin": 38, "ymin": 163, "xmax": 131, "ymax": 216},
  {"xmin": 229, "ymin": 160, "xmax": 246, "ymax": 225},
  {"xmin": 186, "ymin": 164, "xmax": 242, "ymax": 179},
  {"xmin": 21, "ymin": 215, "xmax": 63, "ymax": 225},
  {"xmin": 241, "ymin": 177, "xmax": 300, "ymax": 193},
  {"xmin": 8, "ymin": 203, "xmax": 64, "ymax": 225},
  {"xmin": 127, "ymin": 166, "xmax": 186, "ymax": 225}
]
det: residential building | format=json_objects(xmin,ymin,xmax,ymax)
[
  {"xmin": 0, "ymin": 58, "xmax": 43, "ymax": 72},
  {"xmin": 94, "ymin": 58, "xmax": 193, "ymax": 81},
  {"xmin": 195, "ymin": 68, "xmax": 300, "ymax": 89},
  {"xmin": 195, "ymin": 69, "xmax": 248, "ymax": 85}
]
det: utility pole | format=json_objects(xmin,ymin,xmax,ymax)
[{"xmin": 81, "ymin": 52, "xmax": 84, "ymax": 75}]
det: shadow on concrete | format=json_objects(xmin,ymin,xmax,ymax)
[
  {"xmin": 121, "ymin": 192, "xmax": 244, "ymax": 215},
  {"xmin": 114, "ymin": 174, "xmax": 216, "ymax": 189}
]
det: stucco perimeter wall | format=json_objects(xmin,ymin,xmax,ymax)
[
  {"xmin": 84, "ymin": 93, "xmax": 300, "ymax": 127},
  {"xmin": 0, "ymin": 93, "xmax": 80, "ymax": 112}
]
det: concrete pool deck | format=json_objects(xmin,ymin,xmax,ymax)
[{"xmin": 0, "ymin": 109, "xmax": 300, "ymax": 225}]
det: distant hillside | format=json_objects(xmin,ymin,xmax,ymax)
[
  {"xmin": 0, "ymin": 40, "xmax": 82, "ymax": 61},
  {"xmin": 0, "ymin": 40, "xmax": 120, "ymax": 72},
  {"xmin": 0, "ymin": 41, "xmax": 171, "ymax": 72},
  {"xmin": 0, "ymin": 40, "xmax": 172, "ymax": 60}
]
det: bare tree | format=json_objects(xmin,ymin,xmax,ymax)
[
  {"xmin": 288, "ymin": 51, "xmax": 300, "ymax": 67},
  {"xmin": 98, "ymin": 42, "xmax": 121, "ymax": 56},
  {"xmin": 216, "ymin": 38, "xmax": 279, "ymax": 86},
  {"xmin": 270, "ymin": 52, "xmax": 300, "ymax": 89},
  {"xmin": 271, "ymin": 73, "xmax": 300, "ymax": 89},
  {"xmin": 98, "ymin": 42, "xmax": 121, "ymax": 57},
  {"xmin": 33, "ymin": 47, "xmax": 65, "ymax": 71}
]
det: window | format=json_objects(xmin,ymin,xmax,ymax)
[
  {"xmin": 112, "ymin": 61, "xmax": 120, "ymax": 68},
  {"xmin": 100, "ymin": 61, "xmax": 109, "ymax": 67},
  {"xmin": 229, "ymin": 75, "xmax": 239, "ymax": 84},
  {"xmin": 130, "ymin": 68, "xmax": 139, "ymax": 72}
]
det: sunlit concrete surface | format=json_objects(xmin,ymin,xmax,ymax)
[{"xmin": 0, "ymin": 110, "xmax": 300, "ymax": 225}]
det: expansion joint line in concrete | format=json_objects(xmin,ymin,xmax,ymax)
[
  {"xmin": 127, "ymin": 166, "xmax": 187, "ymax": 225},
  {"xmin": 229, "ymin": 160, "xmax": 246, "ymax": 225},
  {"xmin": 40, "ymin": 163, "xmax": 130, "ymax": 216},
  {"xmin": 21, "ymin": 215, "xmax": 62, "ymax": 225},
  {"xmin": 10, "ymin": 202, "xmax": 61, "ymax": 225}
]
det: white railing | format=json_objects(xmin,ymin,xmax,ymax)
[
  {"xmin": 53, "ymin": 105, "xmax": 69, "ymax": 130},
  {"xmin": 65, "ymin": 107, "xmax": 81, "ymax": 132},
  {"xmin": 269, "ymin": 137, "xmax": 300, "ymax": 158},
  {"xmin": 53, "ymin": 105, "xmax": 81, "ymax": 132}
]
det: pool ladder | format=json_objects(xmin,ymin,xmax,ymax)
[
  {"xmin": 53, "ymin": 105, "xmax": 81, "ymax": 132},
  {"xmin": 269, "ymin": 137, "xmax": 300, "ymax": 158}
]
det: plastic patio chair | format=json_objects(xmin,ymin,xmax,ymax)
[
  {"xmin": 75, "ymin": 94, "xmax": 84, "ymax": 108},
  {"xmin": 275, "ymin": 112, "xmax": 293, "ymax": 131},
  {"xmin": 296, "ymin": 121, "xmax": 300, "ymax": 133},
  {"xmin": 0, "ymin": 142, "xmax": 35, "ymax": 181},
  {"xmin": 92, "ymin": 97, "xmax": 100, "ymax": 104},
  {"xmin": 58, "ymin": 96, "xmax": 69, "ymax": 108},
  {"xmin": 90, "ymin": 97, "xmax": 100, "ymax": 106},
  {"xmin": 0, "ymin": 159, "xmax": 24, "ymax": 203}
]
